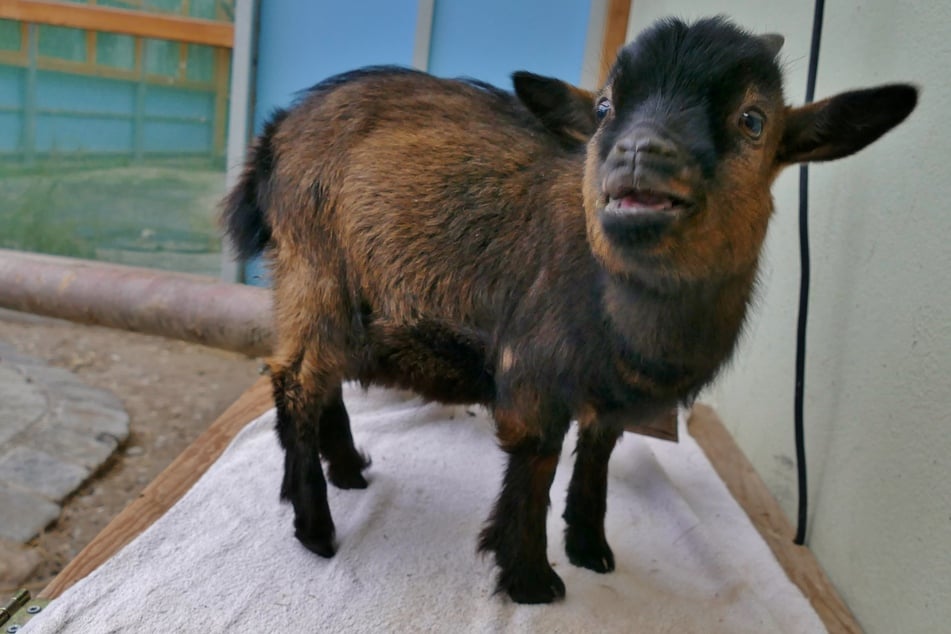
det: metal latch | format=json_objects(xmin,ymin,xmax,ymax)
[{"xmin": 0, "ymin": 589, "xmax": 50, "ymax": 632}]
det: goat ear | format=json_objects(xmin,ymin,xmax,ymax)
[
  {"xmin": 776, "ymin": 84, "xmax": 918, "ymax": 165},
  {"xmin": 512, "ymin": 71, "xmax": 597, "ymax": 145},
  {"xmin": 759, "ymin": 33, "xmax": 784, "ymax": 58}
]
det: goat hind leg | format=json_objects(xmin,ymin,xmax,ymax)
[
  {"xmin": 319, "ymin": 385, "xmax": 371, "ymax": 489},
  {"xmin": 272, "ymin": 361, "xmax": 338, "ymax": 557}
]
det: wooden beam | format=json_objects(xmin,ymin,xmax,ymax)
[
  {"xmin": 599, "ymin": 0, "xmax": 630, "ymax": 85},
  {"xmin": 688, "ymin": 405, "xmax": 862, "ymax": 633},
  {"xmin": 40, "ymin": 376, "xmax": 274, "ymax": 600},
  {"xmin": 0, "ymin": 50, "xmax": 213, "ymax": 90},
  {"xmin": 22, "ymin": 22, "xmax": 35, "ymax": 165},
  {"xmin": 84, "ymin": 25, "xmax": 96, "ymax": 65},
  {"xmin": 0, "ymin": 250, "xmax": 275, "ymax": 357},
  {"xmin": 18, "ymin": 16, "xmax": 27, "ymax": 55},
  {"xmin": 0, "ymin": 0, "xmax": 234, "ymax": 48},
  {"xmin": 133, "ymin": 34, "xmax": 145, "ymax": 160},
  {"xmin": 212, "ymin": 45, "xmax": 229, "ymax": 157},
  {"xmin": 177, "ymin": 36, "xmax": 188, "ymax": 82},
  {"xmin": 0, "ymin": 48, "xmax": 26, "ymax": 68}
]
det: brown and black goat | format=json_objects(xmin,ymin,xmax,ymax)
[{"xmin": 222, "ymin": 17, "xmax": 917, "ymax": 604}]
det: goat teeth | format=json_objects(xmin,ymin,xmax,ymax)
[{"xmin": 614, "ymin": 191, "xmax": 678, "ymax": 212}]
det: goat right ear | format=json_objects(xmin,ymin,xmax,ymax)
[
  {"xmin": 776, "ymin": 84, "xmax": 918, "ymax": 165},
  {"xmin": 512, "ymin": 71, "xmax": 597, "ymax": 145}
]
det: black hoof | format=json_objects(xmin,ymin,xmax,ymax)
[
  {"xmin": 327, "ymin": 468, "xmax": 369, "ymax": 490},
  {"xmin": 296, "ymin": 529, "xmax": 337, "ymax": 558},
  {"xmin": 501, "ymin": 565, "xmax": 566, "ymax": 604},
  {"xmin": 294, "ymin": 511, "xmax": 337, "ymax": 558},
  {"xmin": 565, "ymin": 527, "xmax": 615, "ymax": 573},
  {"xmin": 326, "ymin": 451, "xmax": 371, "ymax": 490}
]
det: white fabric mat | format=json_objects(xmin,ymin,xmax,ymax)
[{"xmin": 27, "ymin": 386, "xmax": 825, "ymax": 633}]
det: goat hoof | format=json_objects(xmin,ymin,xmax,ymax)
[
  {"xmin": 294, "ymin": 514, "xmax": 337, "ymax": 558},
  {"xmin": 502, "ymin": 566, "xmax": 566, "ymax": 604},
  {"xmin": 328, "ymin": 468, "xmax": 369, "ymax": 489},
  {"xmin": 565, "ymin": 528, "xmax": 615, "ymax": 573},
  {"xmin": 296, "ymin": 530, "xmax": 337, "ymax": 558},
  {"xmin": 326, "ymin": 451, "xmax": 371, "ymax": 489},
  {"xmin": 330, "ymin": 471, "xmax": 369, "ymax": 489}
]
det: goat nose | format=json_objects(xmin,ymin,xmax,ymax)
[
  {"xmin": 611, "ymin": 130, "xmax": 679, "ymax": 161},
  {"xmin": 613, "ymin": 137, "xmax": 636, "ymax": 156},
  {"xmin": 632, "ymin": 132, "xmax": 678, "ymax": 158}
]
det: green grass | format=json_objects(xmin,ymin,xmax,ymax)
[
  {"xmin": 0, "ymin": 158, "xmax": 227, "ymax": 275},
  {"xmin": 1, "ymin": 174, "xmax": 96, "ymax": 258}
]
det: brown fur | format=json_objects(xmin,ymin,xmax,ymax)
[{"xmin": 222, "ymin": 18, "xmax": 917, "ymax": 604}]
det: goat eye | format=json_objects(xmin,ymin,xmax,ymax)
[
  {"xmin": 596, "ymin": 98, "xmax": 612, "ymax": 122},
  {"xmin": 739, "ymin": 110, "xmax": 765, "ymax": 139}
]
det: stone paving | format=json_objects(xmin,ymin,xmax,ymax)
[{"xmin": 0, "ymin": 340, "xmax": 129, "ymax": 546}]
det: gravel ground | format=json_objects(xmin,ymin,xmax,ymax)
[{"xmin": 0, "ymin": 309, "xmax": 262, "ymax": 596}]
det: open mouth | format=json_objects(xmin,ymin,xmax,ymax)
[
  {"xmin": 604, "ymin": 188, "xmax": 691, "ymax": 215},
  {"xmin": 598, "ymin": 187, "xmax": 694, "ymax": 246}
]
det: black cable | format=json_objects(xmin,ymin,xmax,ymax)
[{"xmin": 795, "ymin": 0, "xmax": 826, "ymax": 546}]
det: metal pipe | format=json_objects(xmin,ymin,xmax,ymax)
[{"xmin": 0, "ymin": 249, "xmax": 273, "ymax": 357}]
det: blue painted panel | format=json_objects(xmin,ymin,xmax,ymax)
[
  {"xmin": 249, "ymin": 0, "xmax": 420, "ymax": 284},
  {"xmin": 144, "ymin": 38, "xmax": 180, "ymax": 77},
  {"xmin": 145, "ymin": 85, "xmax": 214, "ymax": 120},
  {"xmin": 254, "ymin": 0, "xmax": 418, "ymax": 131},
  {"xmin": 97, "ymin": 33, "xmax": 136, "ymax": 70},
  {"xmin": 143, "ymin": 120, "xmax": 211, "ymax": 152},
  {"xmin": 428, "ymin": 0, "xmax": 591, "ymax": 89},
  {"xmin": 243, "ymin": 256, "xmax": 272, "ymax": 287},
  {"xmin": 36, "ymin": 71, "xmax": 136, "ymax": 114},
  {"xmin": 0, "ymin": 19, "xmax": 21, "ymax": 51},
  {"xmin": 0, "ymin": 112, "xmax": 21, "ymax": 151},
  {"xmin": 0, "ymin": 66, "xmax": 22, "ymax": 107},
  {"xmin": 38, "ymin": 25, "xmax": 86, "ymax": 61},
  {"xmin": 185, "ymin": 44, "xmax": 215, "ymax": 83},
  {"xmin": 35, "ymin": 115, "xmax": 133, "ymax": 152}
]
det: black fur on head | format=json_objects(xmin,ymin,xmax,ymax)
[
  {"xmin": 600, "ymin": 16, "xmax": 785, "ymax": 176},
  {"xmin": 581, "ymin": 16, "xmax": 916, "ymax": 291}
]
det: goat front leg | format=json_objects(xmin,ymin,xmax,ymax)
[
  {"xmin": 478, "ymin": 404, "xmax": 570, "ymax": 604},
  {"xmin": 563, "ymin": 422, "xmax": 623, "ymax": 573}
]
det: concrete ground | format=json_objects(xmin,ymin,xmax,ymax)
[{"xmin": 0, "ymin": 340, "xmax": 129, "ymax": 588}]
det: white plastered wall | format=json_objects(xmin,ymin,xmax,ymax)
[{"xmin": 622, "ymin": 3, "xmax": 951, "ymax": 632}]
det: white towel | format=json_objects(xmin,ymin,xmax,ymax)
[{"xmin": 27, "ymin": 386, "xmax": 824, "ymax": 633}]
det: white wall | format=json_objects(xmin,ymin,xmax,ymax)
[{"xmin": 623, "ymin": 3, "xmax": 951, "ymax": 632}]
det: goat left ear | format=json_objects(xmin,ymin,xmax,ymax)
[
  {"xmin": 759, "ymin": 33, "xmax": 784, "ymax": 58},
  {"xmin": 512, "ymin": 71, "xmax": 597, "ymax": 145},
  {"xmin": 777, "ymin": 84, "xmax": 918, "ymax": 165}
]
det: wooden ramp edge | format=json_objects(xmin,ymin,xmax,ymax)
[
  {"xmin": 688, "ymin": 404, "xmax": 862, "ymax": 633},
  {"xmin": 40, "ymin": 390, "xmax": 860, "ymax": 632}
]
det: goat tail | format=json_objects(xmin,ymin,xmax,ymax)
[{"xmin": 220, "ymin": 112, "xmax": 286, "ymax": 260}]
